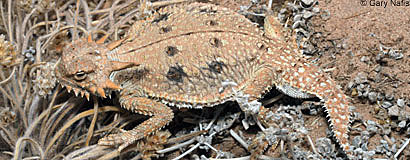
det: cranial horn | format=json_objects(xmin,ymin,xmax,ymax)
[
  {"xmin": 107, "ymin": 38, "xmax": 126, "ymax": 50},
  {"xmin": 88, "ymin": 34, "xmax": 93, "ymax": 43},
  {"xmin": 97, "ymin": 87, "xmax": 106, "ymax": 98},
  {"xmin": 104, "ymin": 79, "xmax": 122, "ymax": 90},
  {"xmin": 110, "ymin": 61, "xmax": 136, "ymax": 71}
]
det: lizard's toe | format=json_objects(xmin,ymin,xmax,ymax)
[
  {"xmin": 98, "ymin": 133, "xmax": 125, "ymax": 146},
  {"xmin": 98, "ymin": 129, "xmax": 128, "ymax": 147},
  {"xmin": 98, "ymin": 129, "xmax": 143, "ymax": 151}
]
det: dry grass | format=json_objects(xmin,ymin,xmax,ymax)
[{"xmin": 0, "ymin": 0, "xmax": 183, "ymax": 159}]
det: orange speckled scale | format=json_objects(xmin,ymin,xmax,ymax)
[{"xmin": 55, "ymin": 2, "xmax": 351, "ymax": 156}]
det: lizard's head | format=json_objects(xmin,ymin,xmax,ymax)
[{"xmin": 55, "ymin": 35, "xmax": 135, "ymax": 99}]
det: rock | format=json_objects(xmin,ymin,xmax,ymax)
[
  {"xmin": 300, "ymin": 0, "xmax": 315, "ymax": 8},
  {"xmin": 388, "ymin": 105, "xmax": 399, "ymax": 116},
  {"xmin": 385, "ymin": 93, "xmax": 394, "ymax": 101},
  {"xmin": 398, "ymin": 121, "xmax": 406, "ymax": 128},
  {"xmin": 388, "ymin": 49, "xmax": 403, "ymax": 60},
  {"xmin": 347, "ymin": 81, "xmax": 355, "ymax": 89},
  {"xmin": 360, "ymin": 56, "xmax": 369, "ymax": 62},
  {"xmin": 397, "ymin": 98, "xmax": 405, "ymax": 107},
  {"xmin": 354, "ymin": 72, "xmax": 368, "ymax": 84},
  {"xmin": 312, "ymin": 7, "xmax": 320, "ymax": 13},
  {"xmin": 368, "ymin": 92, "xmax": 377, "ymax": 102},
  {"xmin": 366, "ymin": 120, "xmax": 378, "ymax": 134},
  {"xmin": 294, "ymin": 14, "xmax": 303, "ymax": 22},
  {"xmin": 377, "ymin": 92, "xmax": 385, "ymax": 101},
  {"xmin": 303, "ymin": 11, "xmax": 314, "ymax": 19},
  {"xmin": 381, "ymin": 101, "xmax": 393, "ymax": 109}
]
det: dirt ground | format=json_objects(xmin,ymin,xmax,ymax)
[
  {"xmin": 211, "ymin": 0, "xmax": 410, "ymax": 159},
  {"xmin": 311, "ymin": 0, "xmax": 410, "ymax": 158}
]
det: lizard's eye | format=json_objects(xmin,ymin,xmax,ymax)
[{"xmin": 74, "ymin": 71, "xmax": 87, "ymax": 81}]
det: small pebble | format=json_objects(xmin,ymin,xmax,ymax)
[
  {"xmin": 303, "ymin": 11, "xmax": 314, "ymax": 19},
  {"xmin": 294, "ymin": 14, "xmax": 303, "ymax": 22},
  {"xmin": 321, "ymin": 10, "xmax": 330, "ymax": 20},
  {"xmin": 292, "ymin": 20, "xmax": 306, "ymax": 29},
  {"xmin": 366, "ymin": 120, "xmax": 378, "ymax": 134},
  {"xmin": 385, "ymin": 93, "xmax": 394, "ymax": 101},
  {"xmin": 287, "ymin": 2, "xmax": 300, "ymax": 11},
  {"xmin": 352, "ymin": 136, "xmax": 362, "ymax": 148},
  {"xmin": 301, "ymin": 0, "xmax": 315, "ymax": 8},
  {"xmin": 374, "ymin": 65, "xmax": 382, "ymax": 72},
  {"xmin": 251, "ymin": 0, "xmax": 259, "ymax": 3},
  {"xmin": 381, "ymin": 101, "xmax": 393, "ymax": 109},
  {"xmin": 295, "ymin": 28, "xmax": 310, "ymax": 37},
  {"xmin": 377, "ymin": 92, "xmax": 385, "ymax": 101},
  {"xmin": 388, "ymin": 105, "xmax": 399, "ymax": 116},
  {"xmin": 312, "ymin": 7, "xmax": 320, "ymax": 13},
  {"xmin": 368, "ymin": 92, "xmax": 377, "ymax": 102},
  {"xmin": 354, "ymin": 72, "xmax": 368, "ymax": 84},
  {"xmin": 398, "ymin": 120, "xmax": 406, "ymax": 128},
  {"xmin": 388, "ymin": 49, "xmax": 403, "ymax": 60},
  {"xmin": 362, "ymin": 89, "xmax": 369, "ymax": 98},
  {"xmin": 382, "ymin": 124, "xmax": 392, "ymax": 135},
  {"xmin": 347, "ymin": 81, "xmax": 355, "ymax": 89},
  {"xmin": 375, "ymin": 53, "xmax": 383, "ymax": 62},
  {"xmin": 397, "ymin": 98, "xmax": 405, "ymax": 107},
  {"xmin": 360, "ymin": 56, "xmax": 369, "ymax": 62}
]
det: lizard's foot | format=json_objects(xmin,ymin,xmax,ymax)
[
  {"xmin": 98, "ymin": 95, "xmax": 174, "ymax": 152},
  {"xmin": 98, "ymin": 129, "xmax": 141, "ymax": 151}
]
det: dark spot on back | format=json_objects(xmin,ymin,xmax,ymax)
[
  {"xmin": 165, "ymin": 46, "xmax": 179, "ymax": 56},
  {"xmin": 159, "ymin": 26, "xmax": 172, "ymax": 33},
  {"xmin": 199, "ymin": 8, "xmax": 217, "ymax": 14},
  {"xmin": 207, "ymin": 61, "xmax": 226, "ymax": 74},
  {"xmin": 115, "ymin": 66, "xmax": 148, "ymax": 82},
  {"xmin": 205, "ymin": 20, "xmax": 218, "ymax": 26},
  {"xmin": 152, "ymin": 13, "xmax": 170, "ymax": 23},
  {"xmin": 209, "ymin": 38, "xmax": 222, "ymax": 48},
  {"xmin": 166, "ymin": 64, "xmax": 186, "ymax": 82},
  {"xmin": 256, "ymin": 42, "xmax": 266, "ymax": 50}
]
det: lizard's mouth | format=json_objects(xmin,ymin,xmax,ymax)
[
  {"xmin": 58, "ymin": 78, "xmax": 119, "ymax": 100},
  {"xmin": 59, "ymin": 80, "xmax": 92, "ymax": 100}
]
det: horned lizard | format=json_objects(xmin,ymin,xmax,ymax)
[{"xmin": 55, "ymin": 2, "xmax": 352, "ymax": 156}]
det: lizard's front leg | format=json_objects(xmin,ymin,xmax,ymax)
[{"xmin": 98, "ymin": 90, "xmax": 174, "ymax": 151}]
